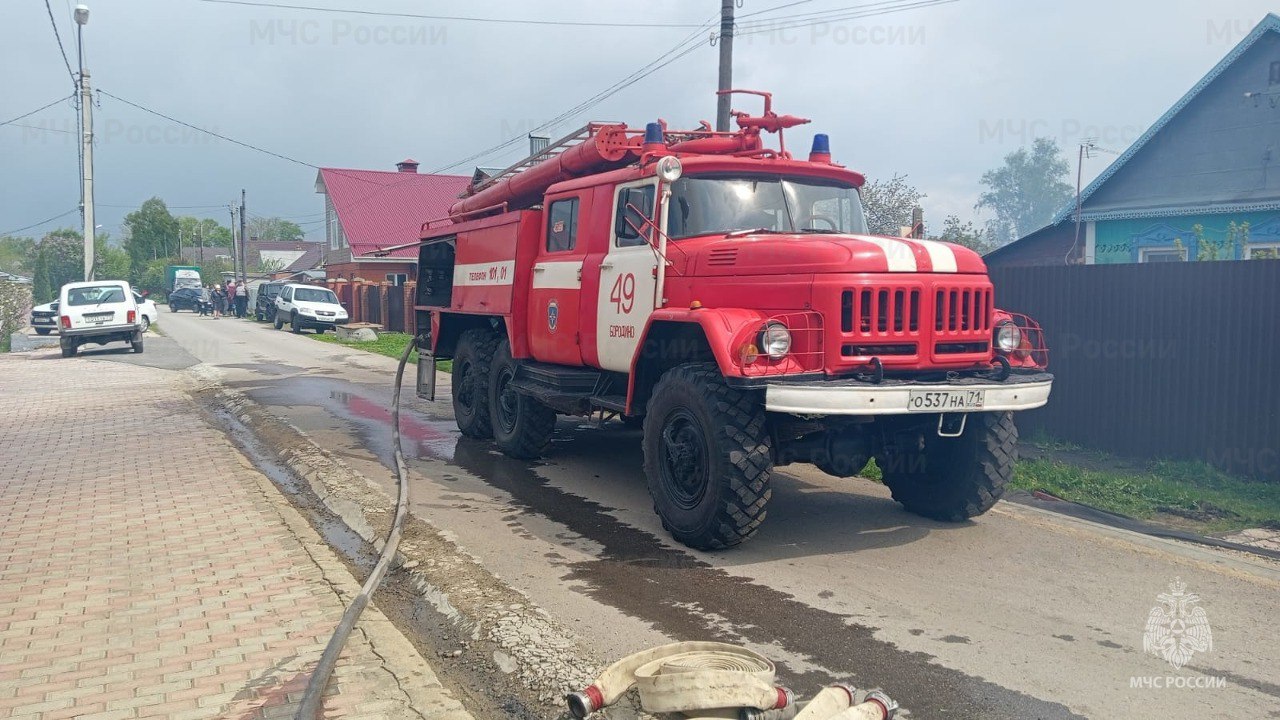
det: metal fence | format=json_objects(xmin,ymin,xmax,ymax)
[{"xmin": 989, "ymin": 259, "xmax": 1280, "ymax": 482}]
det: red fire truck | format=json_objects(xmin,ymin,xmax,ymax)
[{"xmin": 407, "ymin": 91, "xmax": 1052, "ymax": 550}]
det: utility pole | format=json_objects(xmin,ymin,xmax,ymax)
[
  {"xmin": 229, "ymin": 205, "xmax": 238, "ymax": 281},
  {"xmin": 239, "ymin": 189, "xmax": 248, "ymax": 282},
  {"xmin": 715, "ymin": 0, "xmax": 735, "ymax": 132},
  {"xmin": 75, "ymin": 5, "xmax": 94, "ymax": 281},
  {"xmin": 198, "ymin": 223, "xmax": 204, "ymax": 265},
  {"xmin": 1071, "ymin": 140, "xmax": 1095, "ymax": 265}
]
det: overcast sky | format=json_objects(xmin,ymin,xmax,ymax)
[{"xmin": 2, "ymin": 0, "xmax": 1277, "ymax": 242}]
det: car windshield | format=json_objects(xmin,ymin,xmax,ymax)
[
  {"xmin": 66, "ymin": 285, "xmax": 126, "ymax": 306},
  {"xmin": 294, "ymin": 288, "xmax": 339, "ymax": 304},
  {"xmin": 667, "ymin": 175, "xmax": 869, "ymax": 239}
]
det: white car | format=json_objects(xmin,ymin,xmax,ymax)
[
  {"xmin": 274, "ymin": 283, "xmax": 348, "ymax": 334},
  {"xmin": 57, "ymin": 280, "xmax": 145, "ymax": 357},
  {"xmin": 30, "ymin": 290, "xmax": 156, "ymax": 336}
]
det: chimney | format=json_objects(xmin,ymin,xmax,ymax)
[
  {"xmin": 395, "ymin": 158, "xmax": 419, "ymax": 173},
  {"xmin": 528, "ymin": 134, "xmax": 550, "ymax": 155}
]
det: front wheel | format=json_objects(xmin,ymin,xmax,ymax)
[
  {"xmin": 489, "ymin": 340, "xmax": 556, "ymax": 459},
  {"xmin": 875, "ymin": 411, "xmax": 1016, "ymax": 521},
  {"xmin": 643, "ymin": 363, "xmax": 773, "ymax": 550},
  {"xmin": 274, "ymin": 314, "xmax": 284, "ymax": 330}
]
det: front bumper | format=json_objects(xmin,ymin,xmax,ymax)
[
  {"xmin": 764, "ymin": 371, "xmax": 1053, "ymax": 416},
  {"xmin": 295, "ymin": 314, "xmax": 347, "ymax": 328}
]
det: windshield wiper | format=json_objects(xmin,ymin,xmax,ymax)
[{"xmin": 724, "ymin": 227, "xmax": 781, "ymax": 238}]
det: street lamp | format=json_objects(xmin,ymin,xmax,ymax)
[{"xmin": 75, "ymin": 5, "xmax": 96, "ymax": 281}]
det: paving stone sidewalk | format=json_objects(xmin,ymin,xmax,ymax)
[{"xmin": 0, "ymin": 351, "xmax": 473, "ymax": 720}]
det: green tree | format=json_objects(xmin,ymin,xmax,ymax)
[
  {"xmin": 122, "ymin": 198, "xmax": 180, "ymax": 275},
  {"xmin": 177, "ymin": 216, "xmax": 233, "ymax": 250},
  {"xmin": 248, "ymin": 216, "xmax": 305, "ymax": 243},
  {"xmin": 0, "ymin": 236, "xmax": 37, "ymax": 276},
  {"xmin": 932, "ymin": 215, "xmax": 993, "ymax": 254},
  {"xmin": 94, "ymin": 238, "xmax": 131, "ymax": 280},
  {"xmin": 31, "ymin": 229, "xmax": 84, "ymax": 303},
  {"xmin": 976, "ymin": 137, "xmax": 1073, "ymax": 248},
  {"xmin": 860, "ymin": 174, "xmax": 924, "ymax": 236}
]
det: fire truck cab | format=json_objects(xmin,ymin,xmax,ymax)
[{"xmin": 410, "ymin": 92, "xmax": 1052, "ymax": 550}]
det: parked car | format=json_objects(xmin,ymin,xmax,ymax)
[
  {"xmin": 168, "ymin": 287, "xmax": 204, "ymax": 312},
  {"xmin": 57, "ymin": 280, "xmax": 144, "ymax": 357},
  {"xmin": 30, "ymin": 301, "xmax": 58, "ymax": 335},
  {"xmin": 133, "ymin": 290, "xmax": 158, "ymax": 333},
  {"xmin": 254, "ymin": 281, "xmax": 284, "ymax": 322},
  {"xmin": 274, "ymin": 283, "xmax": 347, "ymax": 333},
  {"xmin": 31, "ymin": 289, "xmax": 155, "ymax": 335}
]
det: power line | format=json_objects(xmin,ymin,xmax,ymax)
[
  {"xmin": 3, "ymin": 121, "xmax": 75, "ymax": 134},
  {"xmin": 42, "ymin": 0, "xmax": 77, "ymax": 88},
  {"xmin": 199, "ymin": 0, "xmax": 706, "ymax": 29},
  {"xmin": 0, "ymin": 95, "xmax": 74, "ymax": 127},
  {"xmin": 735, "ymin": 0, "xmax": 959, "ymax": 35},
  {"xmin": 2, "ymin": 208, "xmax": 80, "ymax": 236}
]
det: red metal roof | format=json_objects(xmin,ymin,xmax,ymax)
[{"xmin": 317, "ymin": 168, "xmax": 470, "ymax": 259}]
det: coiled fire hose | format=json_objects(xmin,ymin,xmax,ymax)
[
  {"xmin": 296, "ymin": 338, "xmax": 416, "ymax": 719},
  {"xmin": 566, "ymin": 642, "xmax": 897, "ymax": 720}
]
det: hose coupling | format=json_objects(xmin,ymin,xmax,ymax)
[
  {"xmin": 863, "ymin": 690, "xmax": 899, "ymax": 719},
  {"xmin": 566, "ymin": 685, "xmax": 604, "ymax": 719}
]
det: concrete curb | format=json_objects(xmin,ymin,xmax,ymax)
[{"xmin": 185, "ymin": 365, "xmax": 617, "ymax": 718}]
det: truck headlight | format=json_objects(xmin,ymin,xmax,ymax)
[
  {"xmin": 995, "ymin": 322, "xmax": 1021, "ymax": 353},
  {"xmin": 759, "ymin": 322, "xmax": 791, "ymax": 360}
]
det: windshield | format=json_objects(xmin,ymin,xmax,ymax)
[
  {"xmin": 667, "ymin": 175, "xmax": 869, "ymax": 239},
  {"xmin": 66, "ymin": 285, "xmax": 127, "ymax": 306},
  {"xmin": 295, "ymin": 287, "xmax": 339, "ymax": 304}
]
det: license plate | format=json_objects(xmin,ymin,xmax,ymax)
[
  {"xmin": 86, "ymin": 314, "xmax": 113, "ymax": 324},
  {"xmin": 907, "ymin": 389, "xmax": 986, "ymax": 412}
]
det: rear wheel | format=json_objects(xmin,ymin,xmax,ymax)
[
  {"xmin": 451, "ymin": 329, "xmax": 498, "ymax": 439},
  {"xmin": 274, "ymin": 314, "xmax": 284, "ymax": 330},
  {"xmin": 489, "ymin": 340, "xmax": 556, "ymax": 459},
  {"xmin": 169, "ymin": 303, "xmax": 177, "ymax": 312},
  {"xmin": 59, "ymin": 338, "xmax": 75, "ymax": 358},
  {"xmin": 131, "ymin": 333, "xmax": 144, "ymax": 354},
  {"xmin": 315, "ymin": 327, "xmax": 326, "ymax": 334},
  {"xmin": 290, "ymin": 312, "xmax": 301, "ymax": 333},
  {"xmin": 35, "ymin": 328, "xmax": 51, "ymax": 336},
  {"xmin": 643, "ymin": 363, "xmax": 773, "ymax": 550},
  {"xmin": 139, "ymin": 316, "xmax": 151, "ymax": 333},
  {"xmin": 875, "ymin": 411, "xmax": 1016, "ymax": 521},
  {"xmin": 255, "ymin": 310, "xmax": 264, "ymax": 321}
]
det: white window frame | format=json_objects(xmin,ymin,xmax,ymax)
[
  {"xmin": 1245, "ymin": 242, "xmax": 1280, "ymax": 259},
  {"xmin": 385, "ymin": 273, "xmax": 408, "ymax": 286},
  {"xmin": 1138, "ymin": 247, "xmax": 1187, "ymax": 263}
]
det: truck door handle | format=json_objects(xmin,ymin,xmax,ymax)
[
  {"xmin": 533, "ymin": 266, "xmax": 547, "ymax": 272},
  {"xmin": 599, "ymin": 262, "xmax": 614, "ymax": 270}
]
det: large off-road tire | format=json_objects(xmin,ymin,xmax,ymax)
[
  {"xmin": 488, "ymin": 340, "xmax": 556, "ymax": 459},
  {"xmin": 643, "ymin": 363, "xmax": 773, "ymax": 550},
  {"xmin": 875, "ymin": 411, "xmax": 1016, "ymax": 521},
  {"xmin": 452, "ymin": 328, "xmax": 499, "ymax": 439}
]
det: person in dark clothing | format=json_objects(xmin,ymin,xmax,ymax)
[
  {"xmin": 235, "ymin": 281, "xmax": 249, "ymax": 318},
  {"xmin": 211, "ymin": 285, "xmax": 225, "ymax": 319},
  {"xmin": 198, "ymin": 285, "xmax": 211, "ymax": 316}
]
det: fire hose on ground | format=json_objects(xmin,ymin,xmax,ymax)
[
  {"xmin": 566, "ymin": 642, "xmax": 897, "ymax": 720},
  {"xmin": 295, "ymin": 339, "xmax": 416, "ymax": 720}
]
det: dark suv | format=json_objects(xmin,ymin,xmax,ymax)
[{"xmin": 255, "ymin": 282, "xmax": 284, "ymax": 321}]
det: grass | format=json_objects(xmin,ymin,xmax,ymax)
[
  {"xmin": 305, "ymin": 330, "xmax": 452, "ymax": 372},
  {"xmin": 1011, "ymin": 450, "xmax": 1280, "ymax": 534}
]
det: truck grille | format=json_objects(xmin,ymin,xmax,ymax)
[
  {"xmin": 833, "ymin": 280, "xmax": 993, "ymax": 366},
  {"xmin": 841, "ymin": 288, "xmax": 920, "ymax": 334},
  {"xmin": 933, "ymin": 286, "xmax": 991, "ymax": 334}
]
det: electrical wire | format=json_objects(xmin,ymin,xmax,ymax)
[
  {"xmin": 735, "ymin": 0, "xmax": 958, "ymax": 36},
  {"xmin": 296, "ymin": 336, "xmax": 416, "ymax": 720},
  {"xmin": 0, "ymin": 95, "xmax": 75, "ymax": 127},
  {"xmin": 43, "ymin": 0, "xmax": 77, "ymax": 88},
  {"xmin": 1, "ymin": 208, "xmax": 80, "ymax": 236},
  {"xmin": 199, "ymin": 0, "xmax": 706, "ymax": 28}
]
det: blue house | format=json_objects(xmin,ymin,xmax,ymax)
[{"xmin": 987, "ymin": 13, "xmax": 1280, "ymax": 267}]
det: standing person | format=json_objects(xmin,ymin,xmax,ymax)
[
  {"xmin": 235, "ymin": 281, "xmax": 249, "ymax": 318},
  {"xmin": 225, "ymin": 279, "xmax": 236, "ymax": 311},
  {"xmin": 198, "ymin": 285, "xmax": 211, "ymax": 316},
  {"xmin": 211, "ymin": 284, "xmax": 224, "ymax": 319}
]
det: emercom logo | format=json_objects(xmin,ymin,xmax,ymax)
[{"xmin": 1143, "ymin": 578, "xmax": 1213, "ymax": 670}]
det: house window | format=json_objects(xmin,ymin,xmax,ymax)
[
  {"xmin": 546, "ymin": 198, "xmax": 579, "ymax": 252},
  {"xmin": 1139, "ymin": 247, "xmax": 1187, "ymax": 263},
  {"xmin": 1245, "ymin": 243, "xmax": 1280, "ymax": 259},
  {"xmin": 1271, "ymin": 61, "xmax": 1280, "ymax": 85},
  {"xmin": 386, "ymin": 273, "xmax": 408, "ymax": 286}
]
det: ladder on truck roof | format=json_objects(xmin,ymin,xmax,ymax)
[{"xmin": 466, "ymin": 122, "xmax": 623, "ymax": 196}]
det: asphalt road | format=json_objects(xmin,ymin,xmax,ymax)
[{"xmin": 158, "ymin": 309, "xmax": 1280, "ymax": 719}]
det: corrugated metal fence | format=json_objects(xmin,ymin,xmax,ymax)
[{"xmin": 989, "ymin": 259, "xmax": 1280, "ymax": 482}]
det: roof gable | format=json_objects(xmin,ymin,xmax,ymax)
[
  {"xmin": 1054, "ymin": 13, "xmax": 1280, "ymax": 223},
  {"xmin": 316, "ymin": 168, "xmax": 470, "ymax": 258}
]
